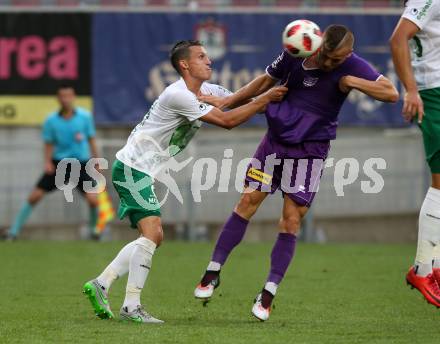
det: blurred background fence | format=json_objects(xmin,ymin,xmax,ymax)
[{"xmin": 0, "ymin": 126, "xmax": 428, "ymax": 242}]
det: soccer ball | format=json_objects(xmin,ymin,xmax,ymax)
[{"xmin": 282, "ymin": 19, "xmax": 323, "ymax": 58}]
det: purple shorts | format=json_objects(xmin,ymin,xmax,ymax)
[{"xmin": 245, "ymin": 133, "xmax": 330, "ymax": 207}]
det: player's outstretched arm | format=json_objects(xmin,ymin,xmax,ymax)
[
  {"xmin": 229, "ymin": 74, "xmax": 278, "ymax": 106},
  {"xmin": 199, "ymin": 74, "xmax": 277, "ymax": 110},
  {"xmin": 339, "ymin": 75, "xmax": 399, "ymax": 103},
  {"xmin": 389, "ymin": 18, "xmax": 424, "ymax": 123},
  {"xmin": 199, "ymin": 85, "xmax": 287, "ymax": 129}
]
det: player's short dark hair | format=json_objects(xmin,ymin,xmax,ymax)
[
  {"xmin": 170, "ymin": 40, "xmax": 203, "ymax": 75},
  {"xmin": 57, "ymin": 84, "xmax": 75, "ymax": 93},
  {"xmin": 323, "ymin": 25, "xmax": 354, "ymax": 52}
]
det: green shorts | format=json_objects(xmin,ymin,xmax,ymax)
[
  {"xmin": 112, "ymin": 159, "xmax": 161, "ymax": 229},
  {"xmin": 420, "ymin": 88, "xmax": 440, "ymax": 173}
]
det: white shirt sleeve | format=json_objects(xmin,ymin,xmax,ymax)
[
  {"xmin": 168, "ymin": 89, "xmax": 213, "ymax": 121},
  {"xmin": 203, "ymin": 83, "xmax": 233, "ymax": 98},
  {"xmin": 402, "ymin": 0, "xmax": 439, "ymax": 30}
]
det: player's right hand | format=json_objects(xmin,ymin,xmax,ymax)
[
  {"xmin": 263, "ymin": 85, "xmax": 288, "ymax": 103},
  {"xmin": 45, "ymin": 161, "xmax": 55, "ymax": 174},
  {"xmin": 403, "ymin": 90, "xmax": 424, "ymax": 124}
]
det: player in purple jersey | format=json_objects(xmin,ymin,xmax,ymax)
[{"xmin": 194, "ymin": 25, "xmax": 399, "ymax": 321}]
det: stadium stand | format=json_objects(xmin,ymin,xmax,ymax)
[{"xmin": 0, "ymin": 0, "xmax": 403, "ymax": 8}]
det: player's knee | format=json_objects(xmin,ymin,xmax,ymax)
[
  {"xmin": 83, "ymin": 191, "xmax": 99, "ymax": 207},
  {"xmin": 149, "ymin": 217, "xmax": 163, "ymax": 245},
  {"xmin": 235, "ymin": 193, "xmax": 260, "ymax": 216},
  {"xmin": 28, "ymin": 195, "xmax": 39, "ymax": 206},
  {"xmin": 28, "ymin": 190, "xmax": 44, "ymax": 205},
  {"xmin": 150, "ymin": 226, "xmax": 164, "ymax": 247},
  {"xmin": 88, "ymin": 197, "xmax": 99, "ymax": 208},
  {"xmin": 431, "ymin": 173, "xmax": 440, "ymax": 189},
  {"xmin": 155, "ymin": 225, "xmax": 164, "ymax": 247},
  {"xmin": 279, "ymin": 215, "xmax": 301, "ymax": 235},
  {"xmin": 140, "ymin": 217, "xmax": 164, "ymax": 246}
]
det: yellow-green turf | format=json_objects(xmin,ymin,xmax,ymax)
[{"xmin": 1, "ymin": 241, "xmax": 439, "ymax": 343}]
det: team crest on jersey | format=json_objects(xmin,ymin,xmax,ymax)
[
  {"xmin": 303, "ymin": 76, "xmax": 319, "ymax": 87},
  {"xmin": 195, "ymin": 19, "xmax": 227, "ymax": 61},
  {"xmin": 410, "ymin": 7, "xmax": 419, "ymax": 15}
]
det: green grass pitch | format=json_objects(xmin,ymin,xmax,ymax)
[{"xmin": 1, "ymin": 241, "xmax": 439, "ymax": 343}]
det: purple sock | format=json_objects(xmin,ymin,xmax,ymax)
[
  {"xmin": 211, "ymin": 212, "xmax": 249, "ymax": 265},
  {"xmin": 267, "ymin": 233, "xmax": 297, "ymax": 285}
]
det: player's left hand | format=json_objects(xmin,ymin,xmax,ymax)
[{"xmin": 263, "ymin": 85, "xmax": 288, "ymax": 103}]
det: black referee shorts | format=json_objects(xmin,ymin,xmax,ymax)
[{"xmin": 36, "ymin": 160, "xmax": 95, "ymax": 193}]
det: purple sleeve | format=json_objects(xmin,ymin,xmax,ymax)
[
  {"xmin": 346, "ymin": 54, "xmax": 381, "ymax": 81},
  {"xmin": 265, "ymin": 50, "xmax": 292, "ymax": 80}
]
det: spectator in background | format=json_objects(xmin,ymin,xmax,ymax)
[{"xmin": 1, "ymin": 85, "xmax": 100, "ymax": 241}]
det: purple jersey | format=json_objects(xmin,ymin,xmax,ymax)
[{"xmin": 265, "ymin": 51, "xmax": 381, "ymax": 144}]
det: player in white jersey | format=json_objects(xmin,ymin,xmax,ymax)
[
  {"xmin": 390, "ymin": 0, "xmax": 440, "ymax": 307},
  {"xmin": 82, "ymin": 40, "xmax": 287, "ymax": 323}
]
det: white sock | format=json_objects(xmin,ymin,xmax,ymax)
[
  {"xmin": 414, "ymin": 261, "xmax": 433, "ymax": 277},
  {"xmin": 415, "ymin": 187, "xmax": 440, "ymax": 276},
  {"xmin": 123, "ymin": 237, "xmax": 156, "ymax": 311},
  {"xmin": 207, "ymin": 261, "xmax": 221, "ymax": 272},
  {"xmin": 433, "ymin": 245, "xmax": 440, "ymax": 269},
  {"xmin": 264, "ymin": 282, "xmax": 278, "ymax": 296},
  {"xmin": 97, "ymin": 241, "xmax": 136, "ymax": 290}
]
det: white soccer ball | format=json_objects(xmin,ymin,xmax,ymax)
[{"xmin": 282, "ymin": 19, "xmax": 323, "ymax": 58}]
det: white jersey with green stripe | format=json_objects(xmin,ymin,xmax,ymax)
[
  {"xmin": 116, "ymin": 78, "xmax": 232, "ymax": 177},
  {"xmin": 402, "ymin": 0, "xmax": 440, "ymax": 90}
]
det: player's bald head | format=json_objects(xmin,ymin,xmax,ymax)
[{"xmin": 322, "ymin": 25, "xmax": 354, "ymax": 52}]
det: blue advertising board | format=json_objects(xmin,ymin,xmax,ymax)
[{"xmin": 92, "ymin": 12, "xmax": 404, "ymax": 127}]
